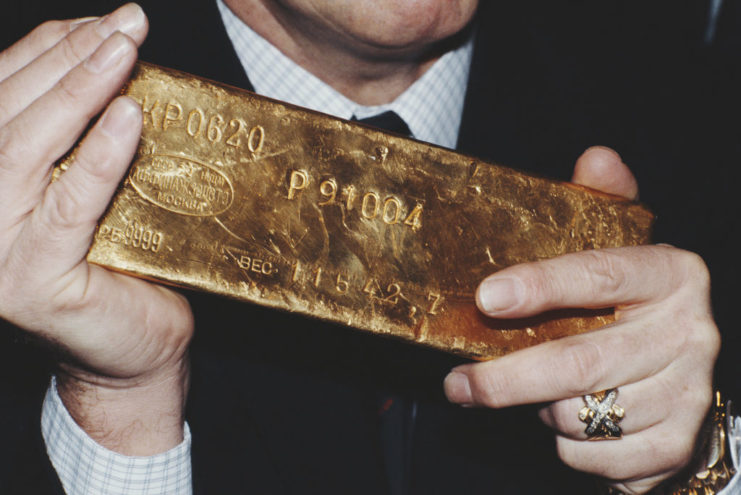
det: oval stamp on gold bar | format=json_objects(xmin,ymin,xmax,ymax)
[
  {"xmin": 130, "ymin": 154, "xmax": 234, "ymax": 216},
  {"xmin": 64, "ymin": 62, "xmax": 654, "ymax": 360}
]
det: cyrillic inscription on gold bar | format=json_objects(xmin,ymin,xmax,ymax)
[{"xmin": 59, "ymin": 62, "xmax": 654, "ymax": 360}]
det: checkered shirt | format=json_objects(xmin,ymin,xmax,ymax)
[
  {"xmin": 216, "ymin": 0, "xmax": 473, "ymax": 148},
  {"xmin": 42, "ymin": 378, "xmax": 192, "ymax": 494}
]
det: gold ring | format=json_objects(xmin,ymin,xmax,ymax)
[{"xmin": 578, "ymin": 388, "xmax": 625, "ymax": 440}]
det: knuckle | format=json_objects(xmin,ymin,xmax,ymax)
[
  {"xmin": 581, "ymin": 250, "xmax": 628, "ymax": 295},
  {"xmin": 705, "ymin": 326, "xmax": 721, "ymax": 358},
  {"xmin": 515, "ymin": 263, "xmax": 552, "ymax": 304},
  {"xmin": 679, "ymin": 376, "xmax": 714, "ymax": 413},
  {"xmin": 55, "ymin": 71, "xmax": 86, "ymax": 109},
  {"xmin": 466, "ymin": 367, "xmax": 507, "ymax": 408},
  {"xmin": 58, "ymin": 34, "xmax": 88, "ymax": 69},
  {"xmin": 690, "ymin": 321, "xmax": 720, "ymax": 358},
  {"xmin": 40, "ymin": 180, "xmax": 91, "ymax": 232},
  {"xmin": 655, "ymin": 374, "xmax": 712, "ymax": 425},
  {"xmin": 689, "ymin": 387, "xmax": 714, "ymax": 419},
  {"xmin": 552, "ymin": 338, "xmax": 605, "ymax": 395},
  {"xmin": 674, "ymin": 312, "xmax": 720, "ymax": 360},
  {"xmin": 673, "ymin": 249, "xmax": 711, "ymax": 290},
  {"xmin": 33, "ymin": 20, "xmax": 69, "ymax": 43},
  {"xmin": 653, "ymin": 251, "xmax": 718, "ymax": 357}
]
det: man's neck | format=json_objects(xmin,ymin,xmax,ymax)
[{"xmin": 223, "ymin": 0, "xmax": 442, "ymax": 106}]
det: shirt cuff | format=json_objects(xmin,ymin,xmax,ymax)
[{"xmin": 41, "ymin": 376, "xmax": 192, "ymax": 495}]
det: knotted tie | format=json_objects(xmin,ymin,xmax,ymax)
[{"xmin": 352, "ymin": 110, "xmax": 412, "ymax": 137}]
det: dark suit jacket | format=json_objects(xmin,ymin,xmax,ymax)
[{"xmin": 2, "ymin": 1, "xmax": 739, "ymax": 493}]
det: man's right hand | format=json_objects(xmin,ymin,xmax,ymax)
[{"xmin": 0, "ymin": 3, "xmax": 194, "ymax": 455}]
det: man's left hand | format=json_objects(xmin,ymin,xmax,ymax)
[{"xmin": 444, "ymin": 147, "xmax": 720, "ymax": 494}]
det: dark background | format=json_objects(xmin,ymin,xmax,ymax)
[{"xmin": 1, "ymin": 1, "xmax": 740, "ymax": 493}]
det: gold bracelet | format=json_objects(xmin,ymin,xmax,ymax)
[{"xmin": 604, "ymin": 392, "xmax": 736, "ymax": 495}]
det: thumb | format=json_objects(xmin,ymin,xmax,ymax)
[{"xmin": 571, "ymin": 146, "xmax": 639, "ymax": 200}]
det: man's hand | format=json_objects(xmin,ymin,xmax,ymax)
[
  {"xmin": 0, "ymin": 4, "xmax": 194, "ymax": 455},
  {"xmin": 444, "ymin": 147, "xmax": 720, "ymax": 494}
]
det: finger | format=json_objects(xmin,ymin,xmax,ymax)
[
  {"xmin": 11, "ymin": 96, "xmax": 141, "ymax": 283},
  {"xmin": 539, "ymin": 384, "xmax": 656, "ymax": 440},
  {"xmin": 475, "ymin": 245, "xmax": 709, "ymax": 318},
  {"xmin": 554, "ymin": 423, "xmax": 699, "ymax": 484},
  {"xmin": 0, "ymin": 17, "xmax": 97, "ymax": 82},
  {"xmin": 443, "ymin": 304, "xmax": 717, "ymax": 407},
  {"xmin": 571, "ymin": 146, "xmax": 639, "ymax": 200},
  {"xmin": 608, "ymin": 475, "xmax": 670, "ymax": 495},
  {"xmin": 537, "ymin": 363, "xmax": 711, "ymax": 439},
  {"xmin": 0, "ymin": 4, "xmax": 147, "ymax": 126},
  {"xmin": 0, "ymin": 32, "xmax": 139, "ymax": 228}
]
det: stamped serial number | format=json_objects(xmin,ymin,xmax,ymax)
[
  {"xmin": 97, "ymin": 221, "xmax": 164, "ymax": 253},
  {"xmin": 137, "ymin": 96, "xmax": 265, "ymax": 154},
  {"xmin": 286, "ymin": 170, "xmax": 423, "ymax": 231},
  {"xmin": 292, "ymin": 262, "xmax": 443, "ymax": 316}
]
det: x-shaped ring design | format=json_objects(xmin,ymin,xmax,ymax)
[{"xmin": 578, "ymin": 388, "xmax": 625, "ymax": 439}]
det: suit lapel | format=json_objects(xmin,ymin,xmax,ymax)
[{"xmin": 457, "ymin": 2, "xmax": 581, "ymax": 180}]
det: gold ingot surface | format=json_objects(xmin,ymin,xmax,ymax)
[{"xmin": 63, "ymin": 63, "xmax": 654, "ymax": 360}]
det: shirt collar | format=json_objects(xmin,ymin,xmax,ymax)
[{"xmin": 216, "ymin": 0, "xmax": 472, "ymax": 149}]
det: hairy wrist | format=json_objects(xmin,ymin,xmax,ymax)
[{"xmin": 56, "ymin": 357, "xmax": 190, "ymax": 456}]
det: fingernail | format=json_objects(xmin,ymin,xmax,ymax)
[
  {"xmin": 95, "ymin": 3, "xmax": 146, "ymax": 38},
  {"xmin": 69, "ymin": 17, "xmax": 99, "ymax": 32},
  {"xmin": 477, "ymin": 277, "xmax": 520, "ymax": 314},
  {"xmin": 444, "ymin": 372, "xmax": 472, "ymax": 406},
  {"xmin": 100, "ymin": 98, "xmax": 140, "ymax": 137},
  {"xmin": 85, "ymin": 34, "xmax": 129, "ymax": 73}
]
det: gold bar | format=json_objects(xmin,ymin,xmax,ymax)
[{"xmin": 63, "ymin": 62, "xmax": 654, "ymax": 360}]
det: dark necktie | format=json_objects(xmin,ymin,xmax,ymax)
[
  {"xmin": 353, "ymin": 110, "xmax": 415, "ymax": 495},
  {"xmin": 352, "ymin": 110, "xmax": 412, "ymax": 137}
]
